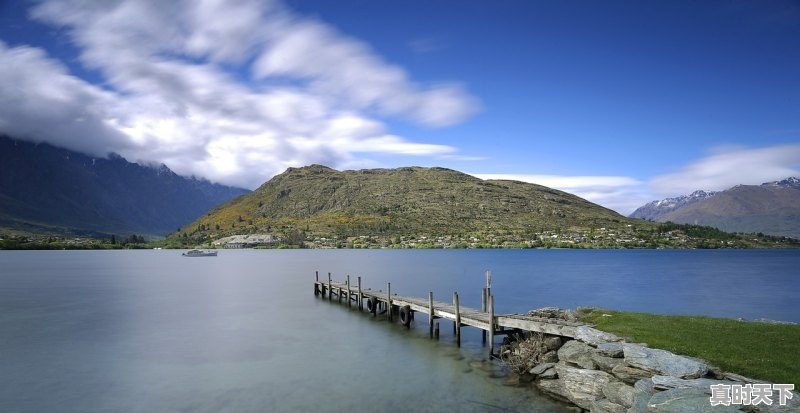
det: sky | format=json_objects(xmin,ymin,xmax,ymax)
[{"xmin": 1, "ymin": 0, "xmax": 799, "ymax": 214}]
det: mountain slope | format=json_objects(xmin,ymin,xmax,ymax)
[
  {"xmin": 631, "ymin": 178, "xmax": 800, "ymax": 239},
  {"xmin": 0, "ymin": 136, "xmax": 249, "ymax": 237},
  {"xmin": 630, "ymin": 190, "xmax": 718, "ymax": 221}
]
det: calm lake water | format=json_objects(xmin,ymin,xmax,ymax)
[{"xmin": 1, "ymin": 249, "xmax": 798, "ymax": 412}]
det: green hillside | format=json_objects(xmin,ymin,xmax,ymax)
[{"xmin": 170, "ymin": 165, "xmax": 797, "ymax": 249}]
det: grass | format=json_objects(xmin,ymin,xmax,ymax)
[{"xmin": 578, "ymin": 308, "xmax": 800, "ymax": 386}]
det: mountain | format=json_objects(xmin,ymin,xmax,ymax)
[
  {"xmin": 173, "ymin": 165, "xmax": 795, "ymax": 249},
  {"xmin": 630, "ymin": 190, "xmax": 718, "ymax": 221},
  {"xmin": 0, "ymin": 136, "xmax": 249, "ymax": 237},
  {"xmin": 630, "ymin": 178, "xmax": 800, "ymax": 239}
]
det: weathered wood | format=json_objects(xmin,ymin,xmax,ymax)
[
  {"xmin": 346, "ymin": 275, "xmax": 351, "ymax": 308},
  {"xmin": 428, "ymin": 291, "xmax": 434, "ymax": 337},
  {"xmin": 454, "ymin": 292, "xmax": 461, "ymax": 347},
  {"xmin": 481, "ymin": 287, "xmax": 487, "ymax": 344},
  {"xmin": 489, "ymin": 294, "xmax": 495, "ymax": 357},
  {"xmin": 327, "ymin": 272, "xmax": 332, "ymax": 300},
  {"xmin": 434, "ymin": 321, "xmax": 440, "ymax": 339},
  {"xmin": 316, "ymin": 270, "xmax": 319, "ymax": 282},
  {"xmin": 387, "ymin": 282, "xmax": 392, "ymax": 322},
  {"xmin": 357, "ymin": 276, "xmax": 363, "ymax": 311}
]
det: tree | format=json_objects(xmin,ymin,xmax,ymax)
[{"xmin": 110, "ymin": 235, "xmax": 116, "ymax": 245}]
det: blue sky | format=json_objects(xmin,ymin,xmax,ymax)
[{"xmin": 1, "ymin": 0, "xmax": 799, "ymax": 213}]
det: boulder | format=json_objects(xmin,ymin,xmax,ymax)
[
  {"xmin": 544, "ymin": 335, "xmax": 564, "ymax": 351},
  {"xmin": 553, "ymin": 363, "xmax": 617, "ymax": 410},
  {"xmin": 651, "ymin": 375, "xmax": 736, "ymax": 394},
  {"xmin": 593, "ymin": 354, "xmax": 625, "ymax": 373},
  {"xmin": 598, "ymin": 342, "xmax": 625, "ymax": 358},
  {"xmin": 575, "ymin": 325, "xmax": 623, "ymax": 347},
  {"xmin": 623, "ymin": 344, "xmax": 708, "ymax": 379},
  {"xmin": 603, "ymin": 381, "xmax": 636, "ymax": 408},
  {"xmin": 530, "ymin": 362, "xmax": 556, "ymax": 375},
  {"xmin": 558, "ymin": 340, "xmax": 597, "ymax": 369},
  {"xmin": 591, "ymin": 399, "xmax": 627, "ymax": 413},
  {"xmin": 539, "ymin": 367, "xmax": 558, "ymax": 379},
  {"xmin": 541, "ymin": 350, "xmax": 559, "ymax": 363},
  {"xmin": 627, "ymin": 379, "xmax": 657, "ymax": 413},
  {"xmin": 647, "ymin": 388, "xmax": 741, "ymax": 412},
  {"xmin": 528, "ymin": 307, "xmax": 570, "ymax": 319},
  {"xmin": 612, "ymin": 364, "xmax": 653, "ymax": 384}
]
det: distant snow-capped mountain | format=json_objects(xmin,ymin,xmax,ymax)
[
  {"xmin": 629, "ymin": 190, "xmax": 718, "ymax": 221},
  {"xmin": 629, "ymin": 177, "xmax": 800, "ymax": 239}
]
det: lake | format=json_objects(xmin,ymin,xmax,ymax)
[{"xmin": 1, "ymin": 249, "xmax": 798, "ymax": 412}]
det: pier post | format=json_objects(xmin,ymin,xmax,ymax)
[
  {"xmin": 316, "ymin": 271, "xmax": 319, "ymax": 282},
  {"xmin": 489, "ymin": 294, "xmax": 495, "ymax": 358},
  {"xmin": 327, "ymin": 272, "xmax": 332, "ymax": 300},
  {"xmin": 481, "ymin": 287, "xmax": 487, "ymax": 344},
  {"xmin": 454, "ymin": 292, "xmax": 461, "ymax": 347},
  {"xmin": 357, "ymin": 276, "xmax": 363, "ymax": 311},
  {"xmin": 387, "ymin": 282, "xmax": 392, "ymax": 322},
  {"xmin": 428, "ymin": 291, "xmax": 434, "ymax": 337},
  {"xmin": 434, "ymin": 322, "xmax": 440, "ymax": 339},
  {"xmin": 346, "ymin": 275, "xmax": 351, "ymax": 308}
]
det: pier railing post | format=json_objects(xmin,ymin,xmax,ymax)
[
  {"xmin": 489, "ymin": 294, "xmax": 495, "ymax": 358},
  {"xmin": 387, "ymin": 282, "xmax": 392, "ymax": 321},
  {"xmin": 357, "ymin": 276, "xmax": 363, "ymax": 311},
  {"xmin": 328, "ymin": 272, "xmax": 332, "ymax": 300},
  {"xmin": 428, "ymin": 291, "xmax": 434, "ymax": 337},
  {"xmin": 481, "ymin": 287, "xmax": 487, "ymax": 344},
  {"xmin": 454, "ymin": 292, "xmax": 461, "ymax": 347}
]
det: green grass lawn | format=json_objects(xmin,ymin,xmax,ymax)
[{"xmin": 578, "ymin": 308, "xmax": 800, "ymax": 386}]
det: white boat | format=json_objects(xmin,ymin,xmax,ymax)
[{"xmin": 182, "ymin": 249, "xmax": 218, "ymax": 257}]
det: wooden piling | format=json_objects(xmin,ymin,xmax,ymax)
[
  {"xmin": 434, "ymin": 321, "xmax": 440, "ymax": 339},
  {"xmin": 481, "ymin": 287, "xmax": 487, "ymax": 344},
  {"xmin": 315, "ymin": 271, "xmax": 319, "ymax": 282},
  {"xmin": 454, "ymin": 292, "xmax": 461, "ymax": 347},
  {"xmin": 489, "ymin": 294, "xmax": 495, "ymax": 357},
  {"xmin": 387, "ymin": 282, "xmax": 392, "ymax": 322},
  {"xmin": 346, "ymin": 275, "xmax": 351, "ymax": 308},
  {"xmin": 357, "ymin": 276, "xmax": 363, "ymax": 310},
  {"xmin": 327, "ymin": 272, "xmax": 332, "ymax": 300},
  {"xmin": 428, "ymin": 291, "xmax": 434, "ymax": 337}
]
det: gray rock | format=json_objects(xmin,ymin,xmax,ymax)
[
  {"xmin": 558, "ymin": 340, "xmax": 597, "ymax": 369},
  {"xmin": 593, "ymin": 354, "xmax": 625, "ymax": 373},
  {"xmin": 539, "ymin": 367, "xmax": 558, "ymax": 379},
  {"xmin": 722, "ymin": 372, "xmax": 769, "ymax": 384},
  {"xmin": 528, "ymin": 307, "xmax": 571, "ymax": 319},
  {"xmin": 651, "ymin": 375, "xmax": 736, "ymax": 394},
  {"xmin": 603, "ymin": 382, "xmax": 636, "ymax": 408},
  {"xmin": 575, "ymin": 325, "xmax": 623, "ymax": 347},
  {"xmin": 554, "ymin": 364, "xmax": 617, "ymax": 410},
  {"xmin": 598, "ymin": 342, "xmax": 626, "ymax": 358},
  {"xmin": 612, "ymin": 364, "xmax": 653, "ymax": 384},
  {"xmin": 627, "ymin": 379, "xmax": 657, "ymax": 413},
  {"xmin": 537, "ymin": 377, "xmax": 571, "ymax": 402},
  {"xmin": 541, "ymin": 350, "xmax": 559, "ymax": 363},
  {"xmin": 623, "ymin": 344, "xmax": 708, "ymax": 379},
  {"xmin": 646, "ymin": 388, "xmax": 741, "ymax": 412},
  {"xmin": 544, "ymin": 335, "xmax": 564, "ymax": 351},
  {"xmin": 592, "ymin": 399, "xmax": 628, "ymax": 413},
  {"xmin": 530, "ymin": 362, "xmax": 556, "ymax": 375}
]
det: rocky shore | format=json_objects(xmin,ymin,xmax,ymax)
[{"xmin": 499, "ymin": 308, "xmax": 799, "ymax": 413}]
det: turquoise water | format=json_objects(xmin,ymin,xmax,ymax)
[{"xmin": 1, "ymin": 249, "xmax": 798, "ymax": 412}]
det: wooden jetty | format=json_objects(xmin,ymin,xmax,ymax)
[{"xmin": 312, "ymin": 271, "xmax": 586, "ymax": 356}]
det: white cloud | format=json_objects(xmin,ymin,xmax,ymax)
[
  {"xmin": 471, "ymin": 173, "xmax": 650, "ymax": 215},
  {"xmin": 649, "ymin": 144, "xmax": 800, "ymax": 195},
  {"xmin": 0, "ymin": 0, "xmax": 479, "ymax": 189}
]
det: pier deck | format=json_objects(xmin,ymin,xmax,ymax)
[{"xmin": 313, "ymin": 272, "xmax": 586, "ymax": 355}]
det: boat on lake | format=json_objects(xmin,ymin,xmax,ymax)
[{"xmin": 182, "ymin": 249, "xmax": 218, "ymax": 257}]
